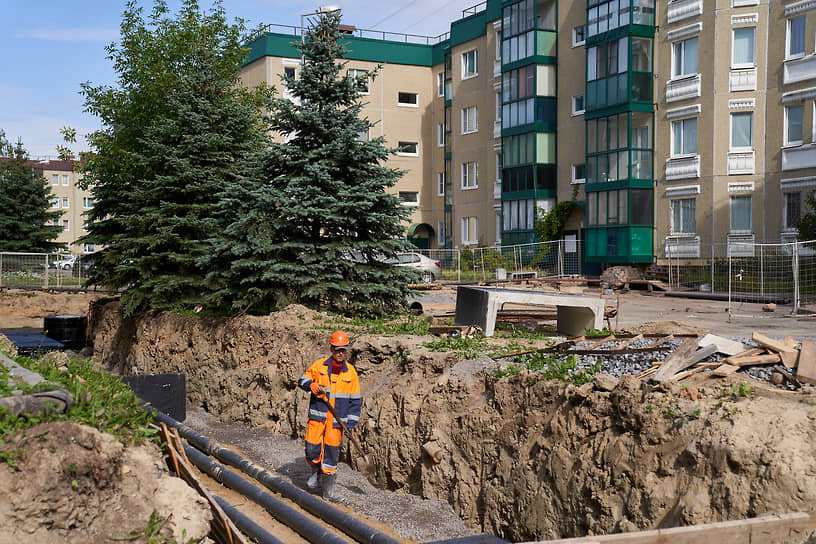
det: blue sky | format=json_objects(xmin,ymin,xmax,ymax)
[{"xmin": 0, "ymin": 0, "xmax": 479, "ymax": 159}]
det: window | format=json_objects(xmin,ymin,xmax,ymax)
[
  {"xmin": 51, "ymin": 174, "xmax": 58, "ymax": 186},
  {"xmin": 62, "ymin": 174, "xmax": 69, "ymax": 186},
  {"xmin": 437, "ymin": 73, "xmax": 445, "ymax": 97},
  {"xmin": 83, "ymin": 197, "xmax": 94, "ymax": 208},
  {"xmin": 399, "ymin": 191, "xmax": 419, "ymax": 206},
  {"xmin": 731, "ymin": 112, "xmax": 753, "ymax": 150},
  {"xmin": 572, "ymin": 95, "xmax": 585, "ymax": 115},
  {"xmin": 671, "ymin": 118, "xmax": 697, "ymax": 156},
  {"xmin": 496, "ymin": 153, "xmax": 502, "ymax": 182},
  {"xmin": 348, "ymin": 68, "xmax": 369, "ymax": 94},
  {"xmin": 787, "ymin": 16, "xmax": 806, "ymax": 59},
  {"xmin": 784, "ymin": 192, "xmax": 802, "ymax": 230},
  {"xmin": 572, "ymin": 164, "xmax": 586, "ymax": 184},
  {"xmin": 284, "ymin": 66, "xmax": 296, "ymax": 80},
  {"xmin": 732, "ymin": 27, "xmax": 755, "ymax": 66},
  {"xmin": 730, "ymin": 195, "xmax": 752, "ymax": 232},
  {"xmin": 670, "ymin": 198, "xmax": 696, "ymax": 234},
  {"xmin": 462, "ymin": 106, "xmax": 478, "ymax": 134},
  {"xmin": 437, "ymin": 123, "xmax": 446, "ymax": 147},
  {"xmin": 63, "ymin": 219, "xmax": 69, "ymax": 232},
  {"xmin": 52, "ymin": 197, "xmax": 59, "ymax": 208},
  {"xmin": 461, "ymin": 216, "xmax": 478, "ymax": 245},
  {"xmin": 462, "ymin": 49, "xmax": 478, "ymax": 79},
  {"xmin": 437, "ymin": 172, "xmax": 446, "ymax": 196},
  {"xmin": 62, "ymin": 197, "xmax": 69, "ymax": 208},
  {"xmin": 672, "ymin": 37, "xmax": 698, "ymax": 77},
  {"xmin": 573, "ymin": 25, "xmax": 586, "ymax": 47},
  {"xmin": 437, "ymin": 221, "xmax": 445, "ymax": 245},
  {"xmin": 398, "ymin": 92, "xmax": 418, "ymax": 106},
  {"xmin": 397, "ymin": 141, "xmax": 418, "ymax": 156},
  {"xmin": 462, "ymin": 161, "xmax": 478, "ymax": 189},
  {"xmin": 785, "ymin": 105, "xmax": 804, "ymax": 145},
  {"xmin": 357, "ymin": 127, "xmax": 369, "ymax": 141},
  {"xmin": 83, "ymin": 243, "xmax": 95, "ymax": 252}
]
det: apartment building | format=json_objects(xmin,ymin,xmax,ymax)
[
  {"xmin": 35, "ymin": 160, "xmax": 94, "ymax": 255},
  {"xmin": 242, "ymin": 0, "xmax": 816, "ymax": 268}
]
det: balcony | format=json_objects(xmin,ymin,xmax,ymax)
[
  {"xmin": 665, "ymin": 155, "xmax": 701, "ymax": 180},
  {"xmin": 494, "ymin": 181, "xmax": 502, "ymax": 200},
  {"xmin": 667, "ymin": 0, "xmax": 703, "ymax": 24},
  {"xmin": 782, "ymin": 144, "xmax": 816, "ymax": 171},
  {"xmin": 729, "ymin": 67, "xmax": 757, "ymax": 91},
  {"xmin": 664, "ymin": 235, "xmax": 701, "ymax": 258},
  {"xmin": 666, "ymin": 74, "xmax": 701, "ymax": 103},
  {"xmin": 784, "ymin": 55, "xmax": 816, "ymax": 85},
  {"xmin": 493, "ymin": 120, "xmax": 502, "ymax": 139},
  {"xmin": 727, "ymin": 233, "xmax": 755, "ymax": 257},
  {"xmin": 727, "ymin": 151, "xmax": 755, "ymax": 175}
]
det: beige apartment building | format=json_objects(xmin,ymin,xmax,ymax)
[
  {"xmin": 239, "ymin": 0, "xmax": 816, "ymax": 269},
  {"xmin": 35, "ymin": 160, "xmax": 94, "ymax": 255}
]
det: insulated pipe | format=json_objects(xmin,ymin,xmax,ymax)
[
  {"xmin": 210, "ymin": 491, "xmax": 285, "ymax": 544},
  {"xmin": 152, "ymin": 410, "xmax": 402, "ymax": 544},
  {"xmin": 424, "ymin": 536, "xmax": 510, "ymax": 544},
  {"xmin": 183, "ymin": 444, "xmax": 351, "ymax": 544}
]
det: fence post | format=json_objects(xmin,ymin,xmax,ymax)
[
  {"xmin": 457, "ymin": 249, "xmax": 461, "ymax": 283},
  {"xmin": 710, "ymin": 245, "xmax": 714, "ymax": 293},
  {"xmin": 760, "ymin": 244, "xmax": 765, "ymax": 297},
  {"xmin": 0, "ymin": 253, "xmax": 3, "ymax": 288},
  {"xmin": 793, "ymin": 242, "xmax": 800, "ymax": 314},
  {"xmin": 727, "ymin": 246, "xmax": 732, "ymax": 320},
  {"xmin": 481, "ymin": 249, "xmax": 486, "ymax": 283},
  {"xmin": 44, "ymin": 254, "xmax": 49, "ymax": 289},
  {"xmin": 558, "ymin": 240, "xmax": 564, "ymax": 278}
]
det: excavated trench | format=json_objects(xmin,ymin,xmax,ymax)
[{"xmin": 88, "ymin": 300, "xmax": 816, "ymax": 542}]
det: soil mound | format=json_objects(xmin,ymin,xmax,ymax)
[
  {"xmin": 87, "ymin": 301, "xmax": 816, "ymax": 541},
  {"xmin": 0, "ymin": 421, "xmax": 211, "ymax": 543}
]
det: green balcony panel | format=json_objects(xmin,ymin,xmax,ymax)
[
  {"xmin": 536, "ymin": 30, "xmax": 557, "ymax": 58},
  {"xmin": 536, "ymin": 132, "xmax": 556, "ymax": 163},
  {"xmin": 536, "ymin": 97, "xmax": 557, "ymax": 124}
]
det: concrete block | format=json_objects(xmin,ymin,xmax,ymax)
[
  {"xmin": 797, "ymin": 341, "xmax": 816, "ymax": 386},
  {"xmin": 698, "ymin": 334, "xmax": 747, "ymax": 356}
]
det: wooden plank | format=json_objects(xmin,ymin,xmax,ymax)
[
  {"xmin": 752, "ymin": 331, "xmax": 796, "ymax": 354},
  {"xmin": 711, "ymin": 364, "xmax": 740, "ymax": 377},
  {"xmin": 587, "ymin": 335, "xmax": 616, "ymax": 350},
  {"xmin": 613, "ymin": 334, "xmax": 644, "ymax": 351},
  {"xmin": 654, "ymin": 341, "xmax": 716, "ymax": 381},
  {"xmin": 533, "ymin": 511, "xmax": 814, "ymax": 544},
  {"xmin": 773, "ymin": 365, "xmax": 801, "ymax": 388},
  {"xmin": 782, "ymin": 336, "xmax": 798, "ymax": 350},
  {"xmin": 780, "ymin": 349, "xmax": 800, "ymax": 369},
  {"xmin": 652, "ymin": 337, "xmax": 699, "ymax": 381},
  {"xmin": 728, "ymin": 347, "xmax": 765, "ymax": 360},
  {"xmin": 796, "ymin": 341, "xmax": 816, "ymax": 385},
  {"xmin": 729, "ymin": 354, "xmax": 782, "ymax": 367}
]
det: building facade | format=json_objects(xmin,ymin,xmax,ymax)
[
  {"xmin": 34, "ymin": 160, "xmax": 94, "ymax": 255},
  {"xmin": 242, "ymin": 0, "xmax": 816, "ymax": 267}
]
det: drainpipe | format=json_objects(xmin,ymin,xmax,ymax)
[{"xmin": 152, "ymin": 410, "xmax": 402, "ymax": 544}]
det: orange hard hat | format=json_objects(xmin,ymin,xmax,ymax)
[{"xmin": 330, "ymin": 330, "xmax": 349, "ymax": 348}]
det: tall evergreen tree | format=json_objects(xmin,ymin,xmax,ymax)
[
  {"xmin": 204, "ymin": 12, "xmax": 415, "ymax": 316},
  {"xmin": 0, "ymin": 131, "xmax": 63, "ymax": 252},
  {"xmin": 78, "ymin": 0, "xmax": 269, "ymax": 316}
]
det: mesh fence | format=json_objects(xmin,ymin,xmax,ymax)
[{"xmin": 0, "ymin": 252, "xmax": 95, "ymax": 289}]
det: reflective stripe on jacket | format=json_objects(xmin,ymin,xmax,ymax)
[{"xmin": 298, "ymin": 356, "xmax": 362, "ymax": 430}]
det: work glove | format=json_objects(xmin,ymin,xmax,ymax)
[{"xmin": 310, "ymin": 382, "xmax": 326, "ymax": 398}]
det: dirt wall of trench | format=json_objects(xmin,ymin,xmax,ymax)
[{"xmin": 89, "ymin": 301, "xmax": 816, "ymax": 541}]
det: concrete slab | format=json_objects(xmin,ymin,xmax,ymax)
[
  {"xmin": 454, "ymin": 286, "xmax": 605, "ymax": 337},
  {"xmin": 796, "ymin": 341, "xmax": 816, "ymax": 385},
  {"xmin": 698, "ymin": 333, "xmax": 747, "ymax": 356}
]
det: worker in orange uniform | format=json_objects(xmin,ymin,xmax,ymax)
[{"xmin": 297, "ymin": 330, "xmax": 361, "ymax": 502}]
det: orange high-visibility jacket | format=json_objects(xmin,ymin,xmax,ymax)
[{"xmin": 298, "ymin": 357, "xmax": 361, "ymax": 430}]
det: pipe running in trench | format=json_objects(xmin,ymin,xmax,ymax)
[
  {"xmin": 210, "ymin": 490, "xmax": 286, "ymax": 544},
  {"xmin": 152, "ymin": 409, "xmax": 403, "ymax": 544}
]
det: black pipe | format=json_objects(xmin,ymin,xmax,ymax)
[
  {"xmin": 424, "ymin": 536, "xmax": 510, "ymax": 544},
  {"xmin": 210, "ymin": 491, "xmax": 286, "ymax": 544},
  {"xmin": 184, "ymin": 444, "xmax": 352, "ymax": 544},
  {"xmin": 663, "ymin": 290, "xmax": 791, "ymax": 304},
  {"xmin": 152, "ymin": 410, "xmax": 402, "ymax": 544}
]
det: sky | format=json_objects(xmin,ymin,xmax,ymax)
[{"xmin": 0, "ymin": 0, "xmax": 481, "ymax": 159}]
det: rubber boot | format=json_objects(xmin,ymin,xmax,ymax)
[
  {"xmin": 321, "ymin": 472, "xmax": 345, "ymax": 503},
  {"xmin": 306, "ymin": 465, "xmax": 321, "ymax": 491}
]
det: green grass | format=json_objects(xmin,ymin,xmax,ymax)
[
  {"xmin": 423, "ymin": 336, "xmax": 488, "ymax": 359},
  {"xmin": 492, "ymin": 353, "xmax": 602, "ymax": 386},
  {"xmin": 315, "ymin": 313, "xmax": 431, "ymax": 337}
]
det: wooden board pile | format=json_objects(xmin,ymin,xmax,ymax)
[{"xmin": 637, "ymin": 332, "xmax": 816, "ymax": 386}]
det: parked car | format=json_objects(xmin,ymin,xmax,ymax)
[
  {"xmin": 384, "ymin": 252, "xmax": 442, "ymax": 283},
  {"xmin": 52, "ymin": 255, "xmax": 77, "ymax": 270}
]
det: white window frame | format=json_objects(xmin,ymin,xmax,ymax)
[
  {"xmin": 730, "ymin": 112, "xmax": 754, "ymax": 151},
  {"xmin": 572, "ymin": 164, "xmax": 586, "ymax": 184},
  {"xmin": 496, "ymin": 152, "xmax": 502, "ymax": 182},
  {"xmin": 437, "ymin": 123, "xmax": 446, "ymax": 147},
  {"xmin": 783, "ymin": 191, "xmax": 802, "ymax": 231},
  {"xmin": 437, "ymin": 172, "xmax": 446, "ymax": 196},
  {"xmin": 729, "ymin": 194, "xmax": 753, "ymax": 233},
  {"xmin": 461, "ymin": 216, "xmax": 478, "ymax": 245},
  {"xmin": 786, "ymin": 15, "xmax": 806, "ymax": 60},
  {"xmin": 284, "ymin": 66, "xmax": 297, "ymax": 80},
  {"xmin": 62, "ymin": 174, "xmax": 69, "ymax": 186},
  {"xmin": 51, "ymin": 174, "xmax": 59, "ymax": 186},
  {"xmin": 462, "ymin": 49, "xmax": 478, "ymax": 79},
  {"xmin": 52, "ymin": 197, "xmax": 59, "ymax": 208},
  {"xmin": 671, "ymin": 117, "xmax": 698, "ymax": 157},
  {"xmin": 82, "ymin": 197, "xmax": 94, "ymax": 209},
  {"xmin": 671, "ymin": 36, "xmax": 698, "ymax": 79},
  {"xmin": 399, "ymin": 191, "xmax": 419, "ymax": 206},
  {"xmin": 62, "ymin": 219, "xmax": 69, "ymax": 232},
  {"xmin": 785, "ymin": 104, "xmax": 804, "ymax": 146},
  {"xmin": 572, "ymin": 95, "xmax": 585, "ymax": 115},
  {"xmin": 437, "ymin": 221, "xmax": 445, "ymax": 245},
  {"xmin": 348, "ymin": 68, "xmax": 369, "ymax": 94},
  {"xmin": 397, "ymin": 92, "xmax": 419, "ymax": 107},
  {"xmin": 732, "ymin": 27, "xmax": 756, "ymax": 68},
  {"xmin": 437, "ymin": 73, "xmax": 445, "ymax": 97},
  {"xmin": 83, "ymin": 243, "xmax": 95, "ymax": 253},
  {"xmin": 461, "ymin": 161, "xmax": 478, "ymax": 189},
  {"xmin": 572, "ymin": 25, "xmax": 586, "ymax": 47},
  {"xmin": 670, "ymin": 198, "xmax": 697, "ymax": 234},
  {"xmin": 397, "ymin": 141, "xmax": 419, "ymax": 156},
  {"xmin": 62, "ymin": 197, "xmax": 69, "ymax": 208},
  {"xmin": 462, "ymin": 106, "xmax": 478, "ymax": 134}
]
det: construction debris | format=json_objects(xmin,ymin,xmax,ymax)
[
  {"xmin": 796, "ymin": 341, "xmax": 816, "ymax": 385},
  {"xmin": 698, "ymin": 333, "xmax": 746, "ymax": 356}
]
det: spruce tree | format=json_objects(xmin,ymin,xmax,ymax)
[
  {"xmin": 205, "ymin": 12, "xmax": 416, "ymax": 316},
  {"xmin": 78, "ymin": 0, "xmax": 269, "ymax": 316},
  {"xmin": 0, "ymin": 131, "xmax": 63, "ymax": 252}
]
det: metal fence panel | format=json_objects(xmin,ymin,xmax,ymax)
[{"xmin": 0, "ymin": 252, "xmax": 93, "ymax": 289}]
